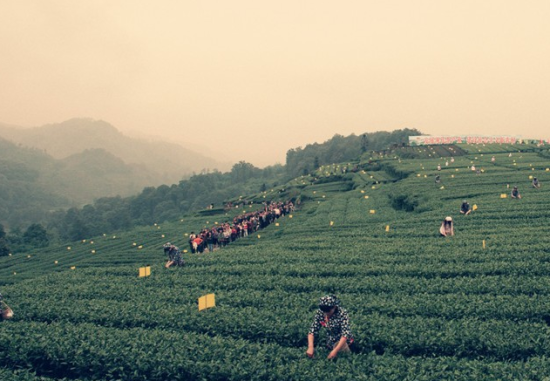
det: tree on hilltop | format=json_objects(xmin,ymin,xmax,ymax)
[
  {"xmin": 361, "ymin": 134, "xmax": 369, "ymax": 153},
  {"xmin": 23, "ymin": 223, "xmax": 50, "ymax": 248},
  {"xmin": 0, "ymin": 224, "xmax": 10, "ymax": 256}
]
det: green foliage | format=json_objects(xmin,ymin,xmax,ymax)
[
  {"xmin": 40, "ymin": 163, "xmax": 288, "ymax": 242},
  {"xmin": 0, "ymin": 116, "xmax": 238, "ymax": 229},
  {"xmin": 378, "ymin": 162, "xmax": 413, "ymax": 180},
  {"xmin": 286, "ymin": 129, "xmax": 421, "ymax": 178},
  {"xmin": 380, "ymin": 144, "xmax": 468, "ymax": 159},
  {"xmin": 0, "ymin": 138, "xmax": 179, "ymax": 229},
  {"xmin": 197, "ymin": 208, "xmax": 226, "ymax": 216},
  {"xmin": 230, "ymin": 161, "xmax": 261, "ymax": 183},
  {"xmin": 1, "ymin": 128, "xmax": 415, "ymax": 247},
  {"xmin": 360, "ymin": 134, "xmax": 368, "ymax": 153},
  {"xmin": 3, "ymin": 142, "xmax": 550, "ymax": 379},
  {"xmin": 388, "ymin": 192, "xmax": 424, "ymax": 212},
  {"xmin": 0, "ymin": 238, "xmax": 9, "ymax": 257},
  {"xmin": 0, "ymin": 224, "xmax": 9, "ymax": 257},
  {"xmin": 0, "ymin": 140, "xmax": 68, "ymax": 229},
  {"xmin": 22, "ymin": 224, "xmax": 50, "ymax": 248}
]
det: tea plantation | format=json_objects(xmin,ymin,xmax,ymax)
[{"xmin": 2, "ymin": 143, "xmax": 550, "ymax": 380}]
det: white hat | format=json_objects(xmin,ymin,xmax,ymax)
[{"xmin": 445, "ymin": 216, "xmax": 452, "ymax": 222}]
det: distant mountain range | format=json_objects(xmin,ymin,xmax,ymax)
[
  {"xmin": 0, "ymin": 118, "xmax": 228, "ymax": 182},
  {"xmin": 0, "ymin": 118, "xmax": 230, "ymax": 227}
]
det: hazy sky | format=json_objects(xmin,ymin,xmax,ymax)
[{"xmin": 1, "ymin": 1, "xmax": 549, "ymax": 167}]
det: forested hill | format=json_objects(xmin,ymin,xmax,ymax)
[
  {"xmin": 0, "ymin": 138, "xmax": 67, "ymax": 227},
  {"xmin": 285, "ymin": 128, "xmax": 421, "ymax": 177},
  {"xmin": 0, "ymin": 118, "xmax": 228, "ymax": 184},
  {"xmin": 0, "ymin": 138, "xmax": 178, "ymax": 227}
]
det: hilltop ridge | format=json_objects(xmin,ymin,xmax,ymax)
[{"xmin": 0, "ymin": 118, "xmax": 229, "ymax": 183}]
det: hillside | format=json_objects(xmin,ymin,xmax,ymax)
[
  {"xmin": 43, "ymin": 149, "xmax": 162, "ymax": 204},
  {"xmin": 0, "ymin": 117, "xmax": 232, "ymax": 228},
  {"xmin": 0, "ymin": 118, "xmax": 229, "ymax": 184},
  {"xmin": 0, "ymin": 123, "xmax": 423, "ymax": 232},
  {"xmin": 0, "ymin": 138, "xmax": 69, "ymax": 227},
  {"xmin": 285, "ymin": 128, "xmax": 421, "ymax": 177},
  {"xmin": 1, "ymin": 142, "xmax": 550, "ymax": 379},
  {"xmin": 0, "ymin": 138, "xmax": 191, "ymax": 228}
]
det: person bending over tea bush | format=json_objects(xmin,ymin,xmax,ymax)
[
  {"xmin": 460, "ymin": 200, "xmax": 471, "ymax": 215},
  {"xmin": 163, "ymin": 243, "xmax": 184, "ymax": 268},
  {"xmin": 307, "ymin": 295, "xmax": 354, "ymax": 359},
  {"xmin": 440, "ymin": 216, "xmax": 454, "ymax": 237},
  {"xmin": 511, "ymin": 186, "xmax": 522, "ymax": 199},
  {"xmin": 0, "ymin": 292, "xmax": 14, "ymax": 320}
]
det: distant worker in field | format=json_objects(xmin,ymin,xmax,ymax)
[
  {"xmin": 164, "ymin": 243, "xmax": 184, "ymax": 268},
  {"xmin": 460, "ymin": 200, "xmax": 471, "ymax": 215},
  {"xmin": 163, "ymin": 242, "xmax": 172, "ymax": 257},
  {"xmin": 435, "ymin": 175, "xmax": 441, "ymax": 184},
  {"xmin": 306, "ymin": 295, "xmax": 354, "ymax": 360},
  {"xmin": 439, "ymin": 216, "xmax": 454, "ymax": 237},
  {"xmin": 491, "ymin": 156, "xmax": 496, "ymax": 163},
  {"xmin": 532, "ymin": 177, "xmax": 541, "ymax": 189},
  {"xmin": 0, "ymin": 292, "xmax": 14, "ymax": 320},
  {"xmin": 511, "ymin": 186, "xmax": 522, "ymax": 199}
]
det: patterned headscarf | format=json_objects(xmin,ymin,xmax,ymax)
[{"xmin": 319, "ymin": 295, "xmax": 340, "ymax": 308}]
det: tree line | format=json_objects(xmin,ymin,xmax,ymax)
[
  {"xmin": 285, "ymin": 129, "xmax": 421, "ymax": 177},
  {"xmin": 1, "ymin": 129, "xmax": 422, "ymax": 255}
]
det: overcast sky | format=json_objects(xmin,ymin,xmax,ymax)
[{"xmin": 1, "ymin": 1, "xmax": 549, "ymax": 167}]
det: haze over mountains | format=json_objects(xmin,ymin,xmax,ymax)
[
  {"xmin": 0, "ymin": 118, "xmax": 233, "ymax": 227},
  {"xmin": 0, "ymin": 118, "xmax": 230, "ymax": 181}
]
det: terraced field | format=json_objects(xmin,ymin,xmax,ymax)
[{"xmin": 1, "ymin": 143, "xmax": 550, "ymax": 380}]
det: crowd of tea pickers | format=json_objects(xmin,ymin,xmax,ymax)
[{"xmin": 1, "ymin": 143, "xmax": 550, "ymax": 380}]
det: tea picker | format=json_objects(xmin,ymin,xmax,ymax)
[
  {"xmin": 0, "ymin": 292, "xmax": 14, "ymax": 320},
  {"xmin": 460, "ymin": 200, "xmax": 471, "ymax": 215},
  {"xmin": 511, "ymin": 186, "xmax": 522, "ymax": 199},
  {"xmin": 306, "ymin": 295, "xmax": 354, "ymax": 359},
  {"xmin": 163, "ymin": 243, "xmax": 185, "ymax": 268},
  {"xmin": 439, "ymin": 216, "xmax": 454, "ymax": 237}
]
